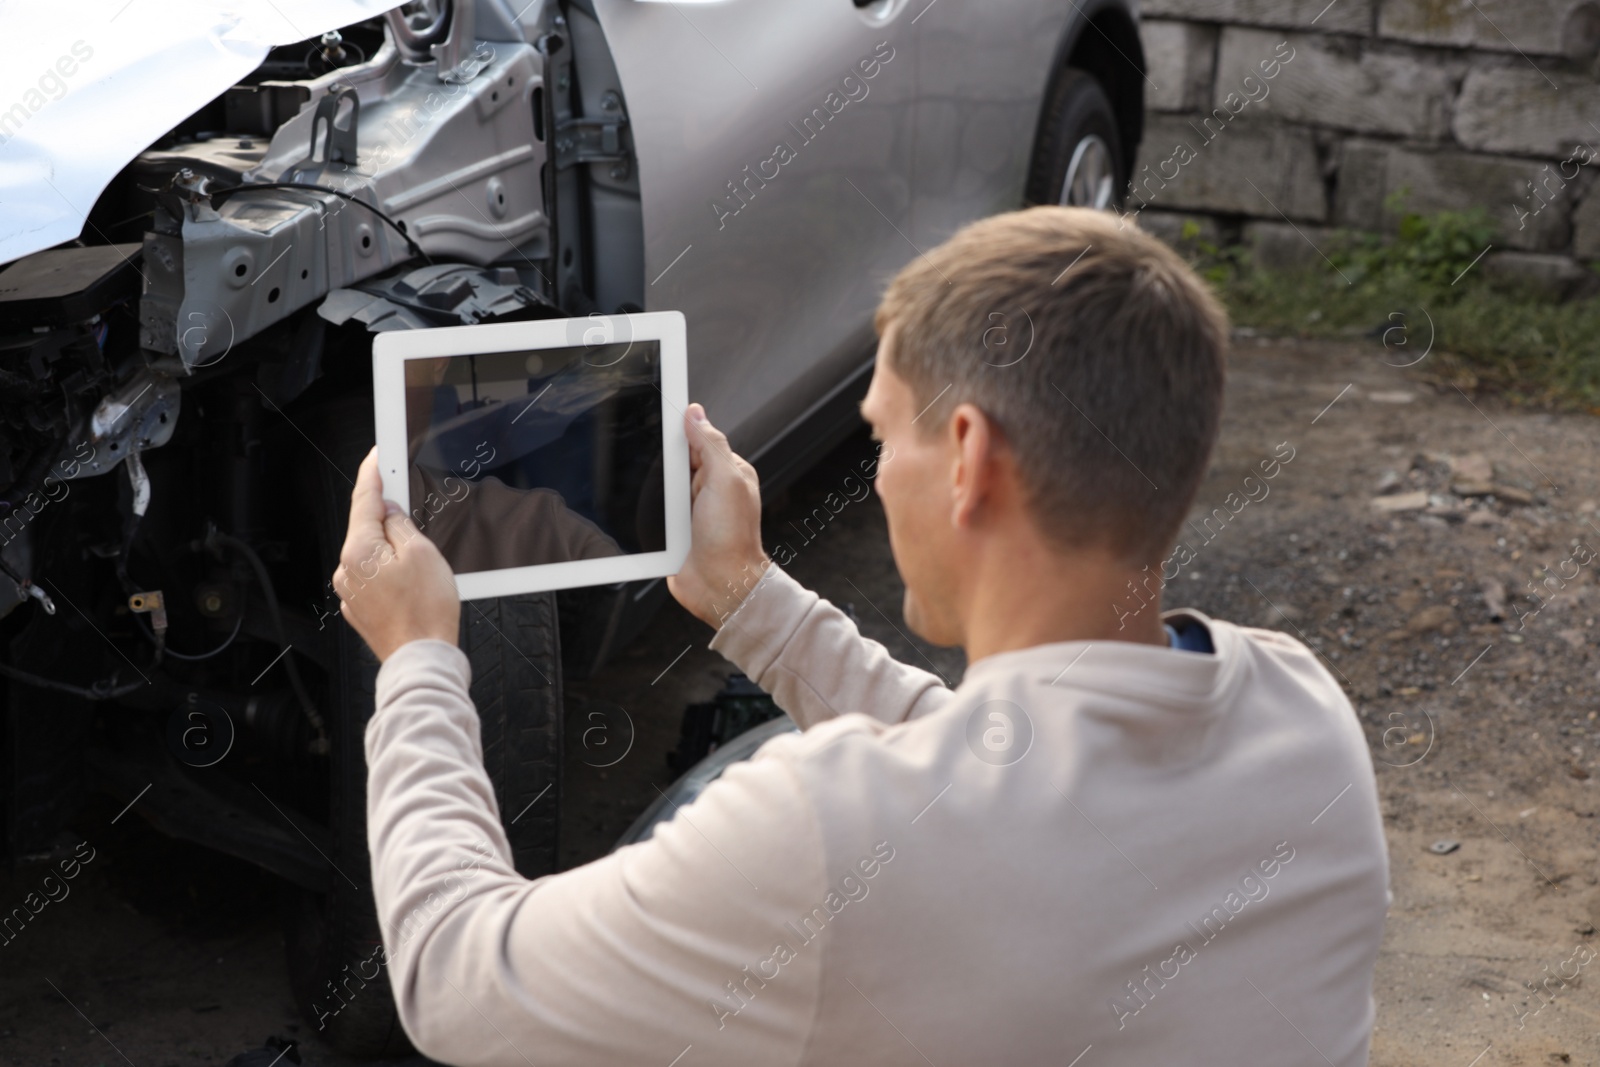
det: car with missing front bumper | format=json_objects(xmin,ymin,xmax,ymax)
[{"xmin": 0, "ymin": 0, "xmax": 1144, "ymax": 1053}]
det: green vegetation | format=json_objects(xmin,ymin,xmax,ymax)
[{"xmin": 1180, "ymin": 193, "xmax": 1600, "ymax": 410}]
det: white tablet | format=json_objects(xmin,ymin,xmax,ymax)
[{"xmin": 372, "ymin": 312, "xmax": 690, "ymax": 601}]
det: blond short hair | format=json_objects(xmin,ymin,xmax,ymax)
[{"xmin": 874, "ymin": 206, "xmax": 1229, "ymax": 561}]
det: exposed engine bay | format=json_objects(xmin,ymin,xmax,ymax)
[{"xmin": 0, "ymin": 0, "xmax": 638, "ymax": 862}]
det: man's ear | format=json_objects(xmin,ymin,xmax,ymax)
[{"xmin": 948, "ymin": 401, "xmax": 999, "ymax": 531}]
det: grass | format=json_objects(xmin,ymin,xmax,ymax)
[{"xmin": 1177, "ymin": 196, "xmax": 1600, "ymax": 411}]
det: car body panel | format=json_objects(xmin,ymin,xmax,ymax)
[
  {"xmin": 592, "ymin": 0, "xmax": 1101, "ymax": 455},
  {"xmin": 909, "ymin": 1, "xmax": 1083, "ymax": 247},
  {"xmin": 591, "ymin": 0, "xmax": 919, "ymax": 455},
  {"xmin": 0, "ymin": 0, "xmax": 408, "ymax": 266}
]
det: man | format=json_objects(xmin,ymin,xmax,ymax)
[{"xmin": 335, "ymin": 207, "xmax": 1390, "ymax": 1066}]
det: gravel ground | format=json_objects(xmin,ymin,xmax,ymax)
[
  {"xmin": 1201, "ymin": 336, "xmax": 1600, "ymax": 1067},
  {"xmin": 3, "ymin": 334, "xmax": 1597, "ymax": 1066}
]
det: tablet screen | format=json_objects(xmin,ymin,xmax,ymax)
[{"xmin": 402, "ymin": 340, "xmax": 666, "ymax": 575}]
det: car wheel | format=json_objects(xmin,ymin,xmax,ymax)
[
  {"xmin": 614, "ymin": 715, "xmax": 796, "ymax": 848},
  {"xmin": 280, "ymin": 394, "xmax": 563, "ymax": 1058},
  {"xmin": 1025, "ymin": 68, "xmax": 1124, "ymax": 211}
]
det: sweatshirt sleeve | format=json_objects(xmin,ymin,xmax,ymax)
[
  {"xmin": 708, "ymin": 563, "xmax": 953, "ymax": 729},
  {"xmin": 365, "ymin": 639, "xmax": 826, "ymax": 1067}
]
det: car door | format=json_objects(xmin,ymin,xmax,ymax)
[
  {"xmin": 905, "ymin": 1, "xmax": 1078, "ymax": 252},
  {"xmin": 591, "ymin": 0, "xmax": 918, "ymax": 456}
]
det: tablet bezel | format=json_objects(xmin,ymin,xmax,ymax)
[{"xmin": 372, "ymin": 312, "xmax": 690, "ymax": 601}]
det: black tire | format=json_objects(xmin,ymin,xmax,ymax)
[
  {"xmin": 1024, "ymin": 68, "xmax": 1125, "ymax": 211},
  {"xmin": 281, "ymin": 394, "xmax": 562, "ymax": 1058}
]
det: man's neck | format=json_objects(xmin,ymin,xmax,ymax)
[{"xmin": 961, "ymin": 537, "xmax": 1168, "ymax": 664}]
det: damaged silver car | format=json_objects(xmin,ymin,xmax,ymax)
[{"xmin": 0, "ymin": 0, "xmax": 1144, "ymax": 1052}]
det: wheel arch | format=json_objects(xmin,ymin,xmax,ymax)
[{"xmin": 1030, "ymin": 2, "xmax": 1146, "ymax": 192}]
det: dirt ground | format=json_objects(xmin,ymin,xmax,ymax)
[
  {"xmin": 1203, "ymin": 335, "xmax": 1600, "ymax": 1067},
  {"xmin": 3, "ymin": 332, "xmax": 1599, "ymax": 1065}
]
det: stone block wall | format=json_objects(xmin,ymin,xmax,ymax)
[{"xmin": 1132, "ymin": 0, "xmax": 1600, "ymax": 282}]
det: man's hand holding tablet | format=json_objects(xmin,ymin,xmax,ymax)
[
  {"xmin": 665, "ymin": 403, "xmax": 770, "ymax": 630},
  {"xmin": 333, "ymin": 448, "xmax": 460, "ymax": 663},
  {"xmin": 337, "ymin": 399, "xmax": 767, "ymax": 661}
]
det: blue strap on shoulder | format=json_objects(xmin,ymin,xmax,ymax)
[{"xmin": 1164, "ymin": 619, "xmax": 1215, "ymax": 654}]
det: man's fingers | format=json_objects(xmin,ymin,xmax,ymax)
[
  {"xmin": 332, "ymin": 562, "xmax": 356, "ymax": 603},
  {"xmin": 685, "ymin": 405, "xmax": 735, "ymax": 468},
  {"xmin": 686, "ymin": 404, "xmax": 756, "ymax": 492},
  {"xmin": 381, "ymin": 510, "xmax": 452, "ymax": 577},
  {"xmin": 343, "ymin": 448, "xmax": 390, "ymax": 565},
  {"xmin": 356, "ymin": 448, "xmax": 384, "ymax": 501},
  {"xmin": 684, "ymin": 406, "xmax": 707, "ymax": 472},
  {"xmin": 382, "ymin": 509, "xmax": 426, "ymax": 553},
  {"xmin": 343, "ymin": 449, "xmax": 414, "ymax": 580}
]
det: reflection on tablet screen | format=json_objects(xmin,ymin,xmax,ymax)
[{"xmin": 402, "ymin": 341, "xmax": 666, "ymax": 575}]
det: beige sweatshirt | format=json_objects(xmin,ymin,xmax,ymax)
[{"xmin": 366, "ymin": 563, "xmax": 1390, "ymax": 1066}]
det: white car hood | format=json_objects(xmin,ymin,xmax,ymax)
[{"xmin": 0, "ymin": 0, "xmax": 405, "ymax": 267}]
